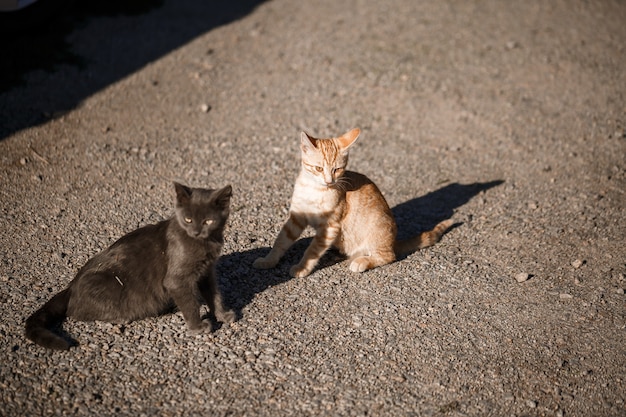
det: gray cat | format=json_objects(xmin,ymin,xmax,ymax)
[{"xmin": 25, "ymin": 182, "xmax": 235, "ymax": 350}]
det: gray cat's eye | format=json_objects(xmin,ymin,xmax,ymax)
[
  {"xmin": 205, "ymin": 219, "xmax": 214, "ymax": 226},
  {"xmin": 184, "ymin": 217, "xmax": 192, "ymax": 223}
]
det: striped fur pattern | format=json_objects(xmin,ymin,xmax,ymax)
[{"xmin": 253, "ymin": 128, "xmax": 452, "ymax": 277}]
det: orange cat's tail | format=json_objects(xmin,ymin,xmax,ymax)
[
  {"xmin": 25, "ymin": 288, "xmax": 74, "ymax": 350},
  {"xmin": 394, "ymin": 219, "xmax": 453, "ymax": 257}
]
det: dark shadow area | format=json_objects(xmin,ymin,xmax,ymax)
[
  {"xmin": 0, "ymin": 0, "xmax": 267, "ymax": 140},
  {"xmin": 217, "ymin": 247, "xmax": 293, "ymax": 317},
  {"xmin": 218, "ymin": 180, "xmax": 504, "ymax": 315},
  {"xmin": 393, "ymin": 180, "xmax": 504, "ymax": 240}
]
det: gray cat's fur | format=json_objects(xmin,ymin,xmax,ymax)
[{"xmin": 25, "ymin": 182, "xmax": 235, "ymax": 350}]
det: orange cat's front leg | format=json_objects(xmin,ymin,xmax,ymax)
[
  {"xmin": 253, "ymin": 212, "xmax": 307, "ymax": 270},
  {"xmin": 290, "ymin": 218, "xmax": 341, "ymax": 278}
]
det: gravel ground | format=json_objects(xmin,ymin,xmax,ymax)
[{"xmin": 1, "ymin": 0, "xmax": 625, "ymax": 416}]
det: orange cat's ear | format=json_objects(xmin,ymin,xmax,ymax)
[
  {"xmin": 336, "ymin": 128, "xmax": 360, "ymax": 150},
  {"xmin": 300, "ymin": 132, "xmax": 318, "ymax": 154}
]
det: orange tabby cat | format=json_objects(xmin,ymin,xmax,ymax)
[{"xmin": 253, "ymin": 128, "xmax": 452, "ymax": 277}]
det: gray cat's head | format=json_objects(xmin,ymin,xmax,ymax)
[{"xmin": 173, "ymin": 182, "xmax": 232, "ymax": 239}]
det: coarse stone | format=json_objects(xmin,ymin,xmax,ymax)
[{"xmin": 1, "ymin": 1, "xmax": 624, "ymax": 416}]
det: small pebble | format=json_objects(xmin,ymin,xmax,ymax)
[
  {"xmin": 515, "ymin": 273, "xmax": 530, "ymax": 283},
  {"xmin": 571, "ymin": 259, "xmax": 584, "ymax": 269},
  {"xmin": 390, "ymin": 374, "xmax": 406, "ymax": 383},
  {"xmin": 616, "ymin": 288, "xmax": 625, "ymax": 295},
  {"xmin": 560, "ymin": 293, "xmax": 573, "ymax": 299},
  {"xmin": 526, "ymin": 399, "xmax": 537, "ymax": 408},
  {"xmin": 200, "ymin": 104, "xmax": 211, "ymax": 113}
]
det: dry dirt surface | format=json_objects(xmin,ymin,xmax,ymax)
[{"xmin": 1, "ymin": 0, "xmax": 625, "ymax": 416}]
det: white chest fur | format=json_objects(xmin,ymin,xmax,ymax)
[{"xmin": 290, "ymin": 171, "xmax": 341, "ymax": 219}]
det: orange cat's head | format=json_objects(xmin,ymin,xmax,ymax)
[{"xmin": 299, "ymin": 128, "xmax": 360, "ymax": 187}]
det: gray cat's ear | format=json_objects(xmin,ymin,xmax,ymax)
[
  {"xmin": 214, "ymin": 185, "xmax": 232, "ymax": 208},
  {"xmin": 174, "ymin": 182, "xmax": 192, "ymax": 202},
  {"xmin": 300, "ymin": 132, "xmax": 318, "ymax": 154},
  {"xmin": 336, "ymin": 128, "xmax": 360, "ymax": 150}
]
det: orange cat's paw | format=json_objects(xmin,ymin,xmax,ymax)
[
  {"xmin": 349, "ymin": 257, "xmax": 370, "ymax": 273},
  {"xmin": 289, "ymin": 265, "xmax": 311, "ymax": 278},
  {"xmin": 253, "ymin": 257, "xmax": 277, "ymax": 269}
]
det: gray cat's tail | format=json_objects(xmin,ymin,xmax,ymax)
[
  {"xmin": 25, "ymin": 288, "xmax": 74, "ymax": 350},
  {"xmin": 394, "ymin": 219, "xmax": 453, "ymax": 257}
]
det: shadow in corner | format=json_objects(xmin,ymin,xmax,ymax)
[
  {"xmin": 217, "ymin": 179, "xmax": 504, "ymax": 317},
  {"xmin": 0, "ymin": 0, "xmax": 267, "ymax": 140}
]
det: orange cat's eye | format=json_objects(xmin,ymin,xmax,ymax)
[
  {"xmin": 315, "ymin": 166, "xmax": 323, "ymax": 172},
  {"xmin": 184, "ymin": 217, "xmax": 192, "ymax": 223}
]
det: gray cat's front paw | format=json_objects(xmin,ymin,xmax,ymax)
[
  {"xmin": 188, "ymin": 321, "xmax": 209, "ymax": 334},
  {"xmin": 217, "ymin": 309, "xmax": 236, "ymax": 324},
  {"xmin": 253, "ymin": 257, "xmax": 277, "ymax": 269}
]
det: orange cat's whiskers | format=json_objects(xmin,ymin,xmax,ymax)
[{"xmin": 333, "ymin": 177, "xmax": 350, "ymax": 193}]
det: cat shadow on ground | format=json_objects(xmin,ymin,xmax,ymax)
[
  {"xmin": 393, "ymin": 180, "xmax": 504, "ymax": 240},
  {"xmin": 217, "ymin": 180, "xmax": 503, "ymax": 317}
]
